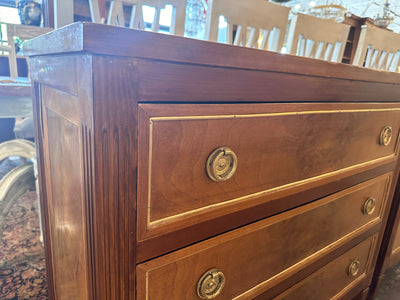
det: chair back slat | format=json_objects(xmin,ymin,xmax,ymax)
[
  {"xmin": 353, "ymin": 25, "xmax": 400, "ymax": 72},
  {"xmin": 205, "ymin": 0, "xmax": 290, "ymax": 52},
  {"xmin": 286, "ymin": 13, "xmax": 350, "ymax": 62},
  {"xmin": 107, "ymin": 0, "xmax": 187, "ymax": 36}
]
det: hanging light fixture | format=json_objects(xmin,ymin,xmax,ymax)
[
  {"xmin": 308, "ymin": 0, "xmax": 348, "ymax": 23},
  {"xmin": 374, "ymin": 0, "xmax": 394, "ymax": 28}
]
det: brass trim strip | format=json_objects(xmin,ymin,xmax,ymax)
[
  {"xmin": 147, "ymin": 120, "xmax": 154, "ymax": 231},
  {"xmin": 232, "ymin": 223, "xmax": 379, "ymax": 300},
  {"xmin": 149, "ymin": 108, "xmax": 400, "ymax": 122},
  {"xmin": 145, "ymin": 108, "xmax": 400, "ymax": 228},
  {"xmin": 332, "ymin": 235, "xmax": 377, "ymax": 300},
  {"xmin": 147, "ymin": 156, "xmax": 395, "ymax": 228}
]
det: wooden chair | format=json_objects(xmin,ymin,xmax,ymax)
[
  {"xmin": 88, "ymin": 0, "xmax": 105, "ymax": 23},
  {"xmin": 353, "ymin": 25, "xmax": 400, "ymax": 72},
  {"xmin": 0, "ymin": 23, "xmax": 51, "ymax": 79},
  {"xmin": 205, "ymin": 0, "xmax": 290, "ymax": 51},
  {"xmin": 286, "ymin": 13, "xmax": 350, "ymax": 62},
  {"xmin": 107, "ymin": 0, "xmax": 187, "ymax": 35}
]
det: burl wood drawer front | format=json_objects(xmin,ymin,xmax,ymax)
[
  {"xmin": 273, "ymin": 234, "xmax": 377, "ymax": 300},
  {"xmin": 136, "ymin": 175, "xmax": 390, "ymax": 299},
  {"xmin": 138, "ymin": 103, "xmax": 400, "ymax": 239}
]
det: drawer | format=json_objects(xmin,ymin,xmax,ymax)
[
  {"xmin": 137, "ymin": 103, "xmax": 400, "ymax": 239},
  {"xmin": 273, "ymin": 234, "xmax": 377, "ymax": 300},
  {"xmin": 136, "ymin": 175, "xmax": 390, "ymax": 300}
]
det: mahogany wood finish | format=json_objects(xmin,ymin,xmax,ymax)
[
  {"xmin": 273, "ymin": 234, "xmax": 378, "ymax": 300},
  {"xmin": 136, "ymin": 177, "xmax": 389, "ymax": 299},
  {"xmin": 138, "ymin": 103, "xmax": 400, "ymax": 240},
  {"xmin": 24, "ymin": 22, "xmax": 400, "ymax": 299}
]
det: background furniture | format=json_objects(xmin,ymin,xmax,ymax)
[
  {"xmin": 205, "ymin": 0, "xmax": 290, "ymax": 51},
  {"xmin": 0, "ymin": 139, "xmax": 36, "ymax": 238},
  {"xmin": 341, "ymin": 15, "xmax": 376, "ymax": 64},
  {"xmin": 0, "ymin": 77, "xmax": 32, "ymax": 143},
  {"xmin": 0, "ymin": 23, "xmax": 52, "ymax": 79},
  {"xmin": 353, "ymin": 24, "xmax": 400, "ymax": 71},
  {"xmin": 25, "ymin": 22, "xmax": 400, "ymax": 300},
  {"xmin": 107, "ymin": 0, "xmax": 187, "ymax": 35},
  {"xmin": 286, "ymin": 12, "xmax": 350, "ymax": 62}
]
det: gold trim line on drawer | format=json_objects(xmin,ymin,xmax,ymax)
[
  {"xmin": 140, "ymin": 218, "xmax": 380, "ymax": 300},
  {"xmin": 232, "ymin": 230, "xmax": 378, "ymax": 300},
  {"xmin": 149, "ymin": 108, "xmax": 400, "ymax": 122},
  {"xmin": 331, "ymin": 235, "xmax": 377, "ymax": 300},
  {"xmin": 146, "ymin": 154, "xmax": 396, "ymax": 228},
  {"xmin": 146, "ymin": 109, "xmax": 400, "ymax": 229}
]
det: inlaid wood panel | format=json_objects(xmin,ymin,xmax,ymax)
[
  {"xmin": 274, "ymin": 234, "xmax": 377, "ymax": 300},
  {"xmin": 138, "ymin": 103, "xmax": 400, "ymax": 239},
  {"xmin": 136, "ymin": 175, "xmax": 390, "ymax": 299},
  {"xmin": 41, "ymin": 86, "xmax": 90, "ymax": 300}
]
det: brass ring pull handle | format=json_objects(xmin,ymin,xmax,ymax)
[
  {"xmin": 206, "ymin": 147, "xmax": 238, "ymax": 182},
  {"xmin": 380, "ymin": 126, "xmax": 392, "ymax": 146},
  {"xmin": 363, "ymin": 197, "xmax": 376, "ymax": 215},
  {"xmin": 197, "ymin": 268, "xmax": 226, "ymax": 299},
  {"xmin": 348, "ymin": 260, "xmax": 361, "ymax": 277}
]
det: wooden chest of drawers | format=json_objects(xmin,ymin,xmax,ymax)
[{"xmin": 25, "ymin": 23, "xmax": 400, "ymax": 299}]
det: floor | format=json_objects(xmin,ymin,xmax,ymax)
[
  {"xmin": 1, "ymin": 158, "xmax": 400, "ymax": 299},
  {"xmin": 0, "ymin": 159, "xmax": 48, "ymax": 299},
  {"xmin": 375, "ymin": 260, "xmax": 400, "ymax": 300}
]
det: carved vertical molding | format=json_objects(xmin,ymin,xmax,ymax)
[
  {"xmin": 83, "ymin": 125, "xmax": 95, "ymax": 300},
  {"xmin": 92, "ymin": 55, "xmax": 138, "ymax": 300}
]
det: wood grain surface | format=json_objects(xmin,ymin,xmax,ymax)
[
  {"xmin": 274, "ymin": 234, "xmax": 377, "ymax": 300},
  {"xmin": 23, "ymin": 22, "xmax": 400, "ymax": 85},
  {"xmin": 137, "ymin": 175, "xmax": 390, "ymax": 299},
  {"xmin": 91, "ymin": 55, "xmax": 138, "ymax": 300},
  {"xmin": 26, "ymin": 23, "xmax": 400, "ymax": 300},
  {"xmin": 40, "ymin": 86, "xmax": 90, "ymax": 300},
  {"xmin": 138, "ymin": 103, "xmax": 400, "ymax": 240}
]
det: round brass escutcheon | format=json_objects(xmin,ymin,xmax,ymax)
[
  {"xmin": 348, "ymin": 260, "xmax": 361, "ymax": 277},
  {"xmin": 363, "ymin": 197, "xmax": 376, "ymax": 215},
  {"xmin": 380, "ymin": 126, "xmax": 393, "ymax": 146},
  {"xmin": 206, "ymin": 147, "xmax": 238, "ymax": 182},
  {"xmin": 196, "ymin": 268, "xmax": 226, "ymax": 299}
]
